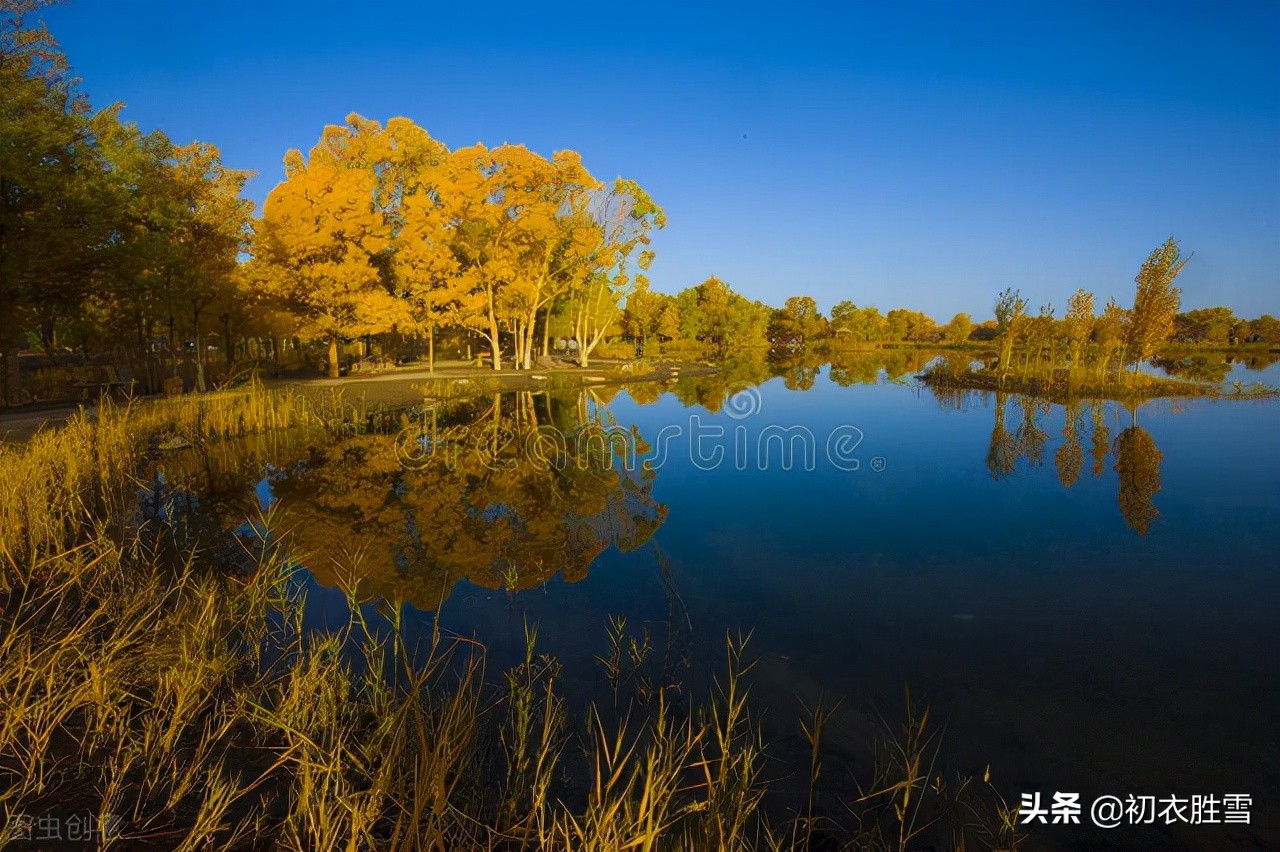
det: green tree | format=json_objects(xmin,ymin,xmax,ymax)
[
  {"xmin": 568, "ymin": 178, "xmax": 666, "ymax": 366},
  {"xmin": 943, "ymin": 312, "xmax": 973, "ymax": 345},
  {"xmin": 675, "ymin": 277, "xmax": 769, "ymax": 356},
  {"xmin": 1242, "ymin": 314, "xmax": 1280, "ymax": 345},
  {"xmin": 1020, "ymin": 304, "xmax": 1056, "ymax": 378},
  {"xmin": 829, "ymin": 301, "xmax": 886, "ymax": 345},
  {"xmin": 0, "ymin": 3, "xmax": 114, "ymax": 402},
  {"xmin": 1173, "ymin": 307, "xmax": 1236, "ymax": 345},
  {"xmin": 768, "ymin": 295, "xmax": 824, "ymax": 349},
  {"xmin": 1093, "ymin": 298, "xmax": 1128, "ymax": 379},
  {"xmin": 165, "ymin": 142, "xmax": 255, "ymax": 389},
  {"xmin": 655, "ymin": 300, "xmax": 681, "ymax": 342},
  {"xmin": 624, "ymin": 287, "xmax": 668, "ymax": 355},
  {"xmin": 884, "ymin": 308, "xmax": 936, "ymax": 343}
]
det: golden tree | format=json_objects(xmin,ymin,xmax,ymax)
[
  {"xmin": 1061, "ymin": 288, "xmax": 1094, "ymax": 374},
  {"xmin": 569, "ymin": 179, "xmax": 666, "ymax": 366},
  {"xmin": 429, "ymin": 143, "xmax": 541, "ymax": 371},
  {"xmin": 168, "ymin": 142, "xmax": 255, "ymax": 388},
  {"xmin": 993, "ymin": 288, "xmax": 1028, "ymax": 379},
  {"xmin": 384, "ymin": 119, "xmax": 460, "ymax": 372},
  {"xmin": 256, "ymin": 114, "xmax": 406, "ymax": 378},
  {"xmin": 1124, "ymin": 237, "xmax": 1188, "ymax": 370}
]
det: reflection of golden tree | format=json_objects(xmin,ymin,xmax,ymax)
[
  {"xmin": 1014, "ymin": 397, "xmax": 1048, "ymax": 467},
  {"xmin": 271, "ymin": 391, "xmax": 667, "ymax": 610},
  {"xmin": 985, "ymin": 392, "xmax": 1017, "ymax": 479},
  {"xmin": 782, "ymin": 364, "xmax": 818, "ymax": 391},
  {"xmin": 1150, "ymin": 355, "xmax": 1232, "ymax": 384},
  {"xmin": 1054, "ymin": 402, "xmax": 1085, "ymax": 489},
  {"xmin": 672, "ymin": 352, "xmax": 771, "ymax": 412},
  {"xmin": 825, "ymin": 348, "xmax": 937, "ymax": 388},
  {"xmin": 149, "ymin": 427, "xmax": 334, "ymax": 563},
  {"xmin": 624, "ymin": 381, "xmax": 665, "ymax": 406},
  {"xmin": 1089, "ymin": 402, "xmax": 1111, "ymax": 478},
  {"xmin": 1113, "ymin": 418, "xmax": 1163, "ymax": 536},
  {"xmin": 770, "ymin": 348, "xmax": 824, "ymax": 391},
  {"xmin": 828, "ymin": 351, "xmax": 882, "ymax": 386}
]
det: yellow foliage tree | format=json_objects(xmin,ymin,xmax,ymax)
[
  {"xmin": 570, "ymin": 179, "xmax": 665, "ymax": 367},
  {"xmin": 255, "ymin": 114, "xmax": 407, "ymax": 378}
]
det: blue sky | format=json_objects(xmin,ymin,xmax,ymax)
[{"xmin": 39, "ymin": 0, "xmax": 1280, "ymax": 320}]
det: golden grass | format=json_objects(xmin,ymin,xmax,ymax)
[
  {"xmin": 920, "ymin": 364, "xmax": 1279, "ymax": 403},
  {"xmin": 0, "ymin": 382, "xmax": 329, "ymax": 569},
  {"xmin": 0, "ymin": 384, "xmax": 1022, "ymax": 850}
]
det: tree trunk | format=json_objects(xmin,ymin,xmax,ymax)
[
  {"xmin": 541, "ymin": 307, "xmax": 552, "ymax": 358},
  {"xmin": 513, "ymin": 317, "xmax": 523, "ymax": 370},
  {"xmin": 328, "ymin": 336, "xmax": 340, "ymax": 379},
  {"xmin": 194, "ymin": 329, "xmax": 206, "ymax": 393},
  {"xmin": 487, "ymin": 323, "xmax": 502, "ymax": 372},
  {"xmin": 193, "ymin": 307, "xmax": 207, "ymax": 393},
  {"xmin": 521, "ymin": 315, "xmax": 533, "ymax": 370},
  {"xmin": 169, "ymin": 315, "xmax": 178, "ymax": 377},
  {"xmin": 520, "ymin": 314, "xmax": 532, "ymax": 369},
  {"xmin": 485, "ymin": 288, "xmax": 502, "ymax": 372},
  {"xmin": 999, "ymin": 333, "xmax": 1014, "ymax": 380},
  {"xmin": 574, "ymin": 317, "xmax": 588, "ymax": 367},
  {"xmin": 427, "ymin": 327, "xmax": 435, "ymax": 373}
]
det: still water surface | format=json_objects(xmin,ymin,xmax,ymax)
[{"xmin": 180, "ymin": 355, "xmax": 1280, "ymax": 848}]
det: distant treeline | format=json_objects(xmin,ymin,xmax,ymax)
[
  {"xmin": 2, "ymin": 7, "xmax": 1274, "ymax": 408},
  {"xmin": 623, "ymin": 248, "xmax": 1277, "ymax": 368}
]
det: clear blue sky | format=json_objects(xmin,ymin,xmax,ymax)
[{"xmin": 39, "ymin": 0, "xmax": 1280, "ymax": 320}]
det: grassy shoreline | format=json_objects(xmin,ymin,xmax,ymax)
[
  {"xmin": 0, "ymin": 384, "xmax": 1023, "ymax": 851},
  {"xmin": 0, "ymin": 360, "xmax": 719, "ymax": 444},
  {"xmin": 919, "ymin": 366, "xmax": 1280, "ymax": 403}
]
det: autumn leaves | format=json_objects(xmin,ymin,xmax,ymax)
[{"xmin": 252, "ymin": 114, "xmax": 665, "ymax": 377}]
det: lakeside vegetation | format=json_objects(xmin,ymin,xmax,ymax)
[
  {"xmin": 2, "ymin": 3, "xmax": 1277, "ymax": 848},
  {"xmin": 0, "ymin": 383, "xmax": 1029, "ymax": 850},
  {"xmin": 916, "ymin": 239, "xmax": 1279, "ymax": 401},
  {"xmin": 3, "ymin": 5, "xmax": 1275, "ymax": 411}
]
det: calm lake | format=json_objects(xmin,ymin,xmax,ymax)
[{"xmin": 170, "ymin": 353, "xmax": 1280, "ymax": 850}]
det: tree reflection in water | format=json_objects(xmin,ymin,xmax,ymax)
[
  {"xmin": 964, "ymin": 388, "xmax": 1166, "ymax": 536},
  {"xmin": 156, "ymin": 388, "xmax": 668, "ymax": 610}
]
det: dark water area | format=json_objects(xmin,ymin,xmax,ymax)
[{"xmin": 159, "ymin": 353, "xmax": 1280, "ymax": 850}]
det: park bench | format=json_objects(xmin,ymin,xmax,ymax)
[{"xmin": 74, "ymin": 366, "xmax": 137, "ymax": 401}]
